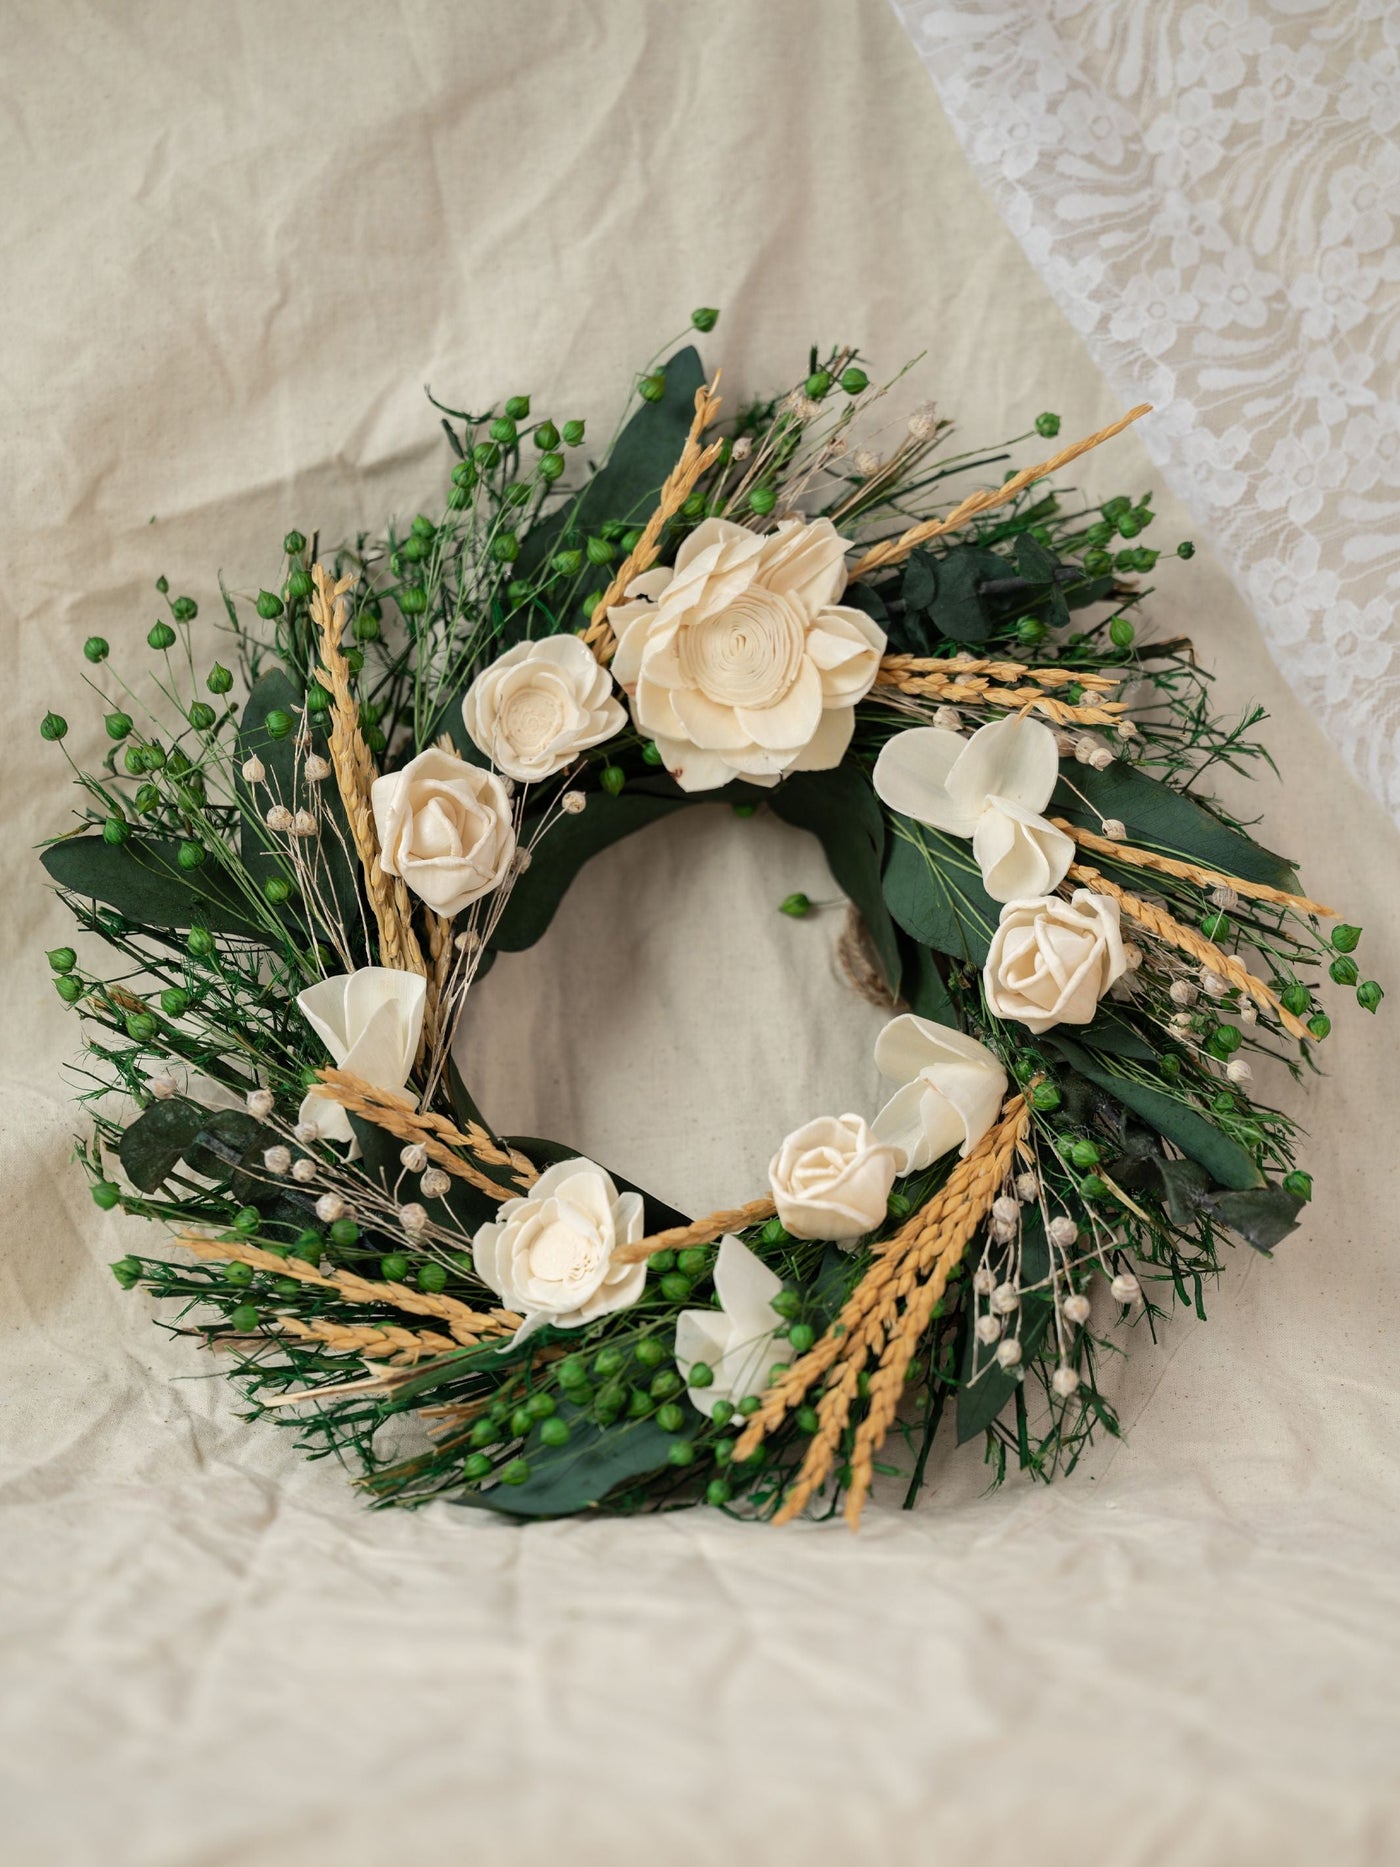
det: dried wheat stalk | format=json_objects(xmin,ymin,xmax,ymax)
[
  {"xmin": 1051, "ymin": 820, "xmax": 1333, "ymax": 917},
  {"xmin": 847, "ymin": 405, "xmax": 1152, "ymax": 581},
  {"xmin": 582, "ymin": 379, "xmax": 726, "ymax": 664},
  {"xmin": 1069, "ymin": 863, "xmax": 1313, "ymax": 1039},
  {"xmin": 309, "ymin": 562, "xmax": 426, "ymax": 979},
  {"xmin": 314, "ymin": 1068, "xmax": 537, "ymax": 1196},
  {"xmin": 613, "ymin": 1196, "xmax": 777, "ymax": 1265},
  {"xmin": 272, "ymin": 1314, "xmax": 460, "ymax": 1364}
]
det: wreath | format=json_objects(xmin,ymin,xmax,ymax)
[{"xmin": 38, "ymin": 317, "xmax": 1379, "ymax": 1526}]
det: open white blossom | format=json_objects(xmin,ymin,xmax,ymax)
[
  {"xmin": 295, "ymin": 969, "xmax": 426, "ymax": 1149},
  {"xmin": 462, "ymin": 634, "xmax": 626, "ymax": 782},
  {"xmin": 674, "ymin": 1234, "xmax": 784, "ymax": 1419},
  {"xmin": 606, "ymin": 516, "xmax": 885, "ymax": 792},
  {"xmin": 870, "ymin": 1014, "xmax": 1008, "ymax": 1172},
  {"xmin": 872, "ymin": 714, "xmax": 1074, "ymax": 902},
  {"xmin": 472, "ymin": 1157, "xmax": 645, "ymax": 1342}
]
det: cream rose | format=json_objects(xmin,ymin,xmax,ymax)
[
  {"xmin": 462, "ymin": 634, "xmax": 626, "ymax": 783},
  {"xmin": 983, "ymin": 890, "xmax": 1128, "ymax": 1034},
  {"xmin": 295, "ymin": 968, "xmax": 426, "ymax": 1149},
  {"xmin": 472, "ymin": 1156, "xmax": 646, "ymax": 1340},
  {"xmin": 370, "ymin": 746, "xmax": 515, "ymax": 918},
  {"xmin": 607, "ymin": 515, "xmax": 886, "ymax": 793},
  {"xmin": 674, "ymin": 1234, "xmax": 783, "ymax": 1419},
  {"xmin": 768, "ymin": 1113, "xmax": 899, "ymax": 1243}
]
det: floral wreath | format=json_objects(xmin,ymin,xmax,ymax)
[{"xmin": 39, "ymin": 317, "xmax": 1379, "ymax": 1526}]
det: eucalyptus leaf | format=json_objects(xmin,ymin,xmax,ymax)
[
  {"xmin": 1053, "ymin": 763, "xmax": 1296, "ymax": 891},
  {"xmin": 461, "ymin": 1405, "xmax": 686, "ymax": 1519},
  {"xmin": 883, "ymin": 816, "xmax": 999, "ymax": 965},
  {"xmin": 118, "ymin": 1097, "xmax": 205, "ymax": 1192},
  {"xmin": 1049, "ymin": 1038, "xmax": 1263, "ymax": 1190},
  {"xmin": 1205, "ymin": 1185, "xmax": 1304, "ymax": 1255},
  {"xmin": 926, "ymin": 545, "xmax": 1004, "ymax": 645},
  {"xmin": 41, "ymin": 836, "xmax": 271, "ymax": 941}
]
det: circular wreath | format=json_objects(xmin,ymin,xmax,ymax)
[{"xmin": 39, "ymin": 322, "xmax": 1379, "ymax": 1526}]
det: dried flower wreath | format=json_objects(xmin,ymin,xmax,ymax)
[{"xmin": 39, "ymin": 315, "xmax": 1379, "ymax": 1524}]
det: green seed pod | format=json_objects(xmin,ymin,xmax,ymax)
[
  {"xmin": 380, "ymin": 1253, "xmax": 409, "ymax": 1282},
  {"xmin": 634, "ymin": 1337, "xmax": 666, "ymax": 1369},
  {"xmin": 186, "ymin": 926, "xmax": 214, "ymax": 958},
  {"xmin": 1109, "ymin": 615, "xmax": 1136, "ymax": 649},
  {"xmin": 666, "ymin": 1440, "xmax": 696, "ymax": 1468},
  {"xmin": 659, "ymin": 1272, "xmax": 692, "ymax": 1303},
  {"xmin": 504, "ymin": 395, "xmax": 530, "ymax": 421},
  {"xmin": 111, "ymin": 1256, "xmax": 142, "ymax": 1289},
  {"xmin": 401, "ymin": 535, "xmax": 428, "ymax": 563},
  {"xmin": 638, "ymin": 372, "xmax": 666, "ymax": 403},
  {"xmin": 491, "ymin": 532, "xmax": 520, "ymax": 565},
  {"xmin": 1030, "ymin": 1082, "xmax": 1062, "ymax": 1111},
  {"xmin": 760, "ymin": 1217, "xmax": 790, "ymax": 1246},
  {"xmin": 40, "ymin": 711, "xmax": 68, "ymax": 741},
  {"xmin": 255, "ymin": 589, "xmax": 284, "ymax": 620},
  {"xmin": 176, "ymin": 841, "xmax": 206, "ymax": 871},
  {"xmin": 840, "ymin": 366, "xmax": 868, "ymax": 394},
  {"xmin": 687, "ymin": 1361, "xmax": 714, "ymax": 1389},
  {"xmin": 463, "ymin": 1452, "xmax": 494, "ymax": 1481},
  {"xmin": 47, "ymin": 946, "xmax": 77, "ymax": 973},
  {"xmin": 1307, "ymin": 1013, "xmax": 1332, "ymax": 1040},
  {"xmin": 1330, "ymin": 923, "xmax": 1362, "ymax": 953},
  {"xmin": 160, "ymin": 987, "xmax": 189, "ymax": 1017},
  {"xmin": 500, "ymin": 1459, "xmax": 531, "ymax": 1486},
  {"xmin": 1357, "ymin": 980, "xmax": 1384, "ymax": 1013},
  {"xmin": 283, "ymin": 530, "xmax": 307, "ymax": 556},
  {"xmin": 779, "ymin": 893, "xmax": 810, "ymax": 917},
  {"xmin": 1283, "ymin": 1170, "xmax": 1313, "ymax": 1201},
  {"xmin": 655, "ymin": 1403, "xmax": 685, "ymax": 1435},
  {"xmin": 706, "ymin": 1479, "xmax": 732, "ymax": 1506},
  {"xmin": 585, "ymin": 535, "xmax": 616, "ymax": 567},
  {"xmin": 1329, "ymin": 955, "xmax": 1359, "ymax": 986},
  {"xmin": 805, "ymin": 369, "xmax": 831, "ymax": 400},
  {"xmin": 91, "ymin": 1180, "xmax": 121, "ymax": 1211},
  {"xmin": 641, "ymin": 740, "xmax": 664, "ymax": 766},
  {"xmin": 147, "ymin": 621, "xmax": 176, "ymax": 651},
  {"xmin": 552, "ymin": 548, "xmax": 583, "ymax": 576},
  {"xmin": 538, "ymin": 450, "xmax": 565, "ymax": 482},
  {"xmin": 539, "ymin": 1416, "xmax": 571, "ymax": 1447},
  {"xmin": 171, "ymin": 597, "xmax": 197, "ymax": 623},
  {"xmin": 263, "ymin": 876, "xmax": 290, "ymax": 905},
  {"xmin": 748, "ymin": 486, "xmax": 777, "ymax": 516},
  {"xmin": 473, "ymin": 440, "xmax": 501, "ymax": 470},
  {"xmin": 691, "ymin": 307, "xmax": 720, "ymax": 332},
  {"xmin": 1035, "ymin": 411, "xmax": 1062, "ymax": 438},
  {"xmin": 286, "ymin": 568, "xmax": 313, "ymax": 601},
  {"xmin": 1017, "ymin": 615, "xmax": 1049, "ymax": 645},
  {"xmin": 562, "ymin": 419, "xmax": 585, "ymax": 446},
  {"xmin": 489, "ymin": 416, "xmax": 517, "ymax": 446},
  {"xmin": 83, "ymin": 635, "xmax": 110, "ymax": 663},
  {"xmin": 398, "ymin": 585, "xmax": 429, "ymax": 615},
  {"xmin": 1177, "ymin": 541, "xmax": 1195, "ymax": 559},
  {"xmin": 54, "ymin": 975, "xmax": 82, "ymax": 1003},
  {"xmin": 787, "ymin": 1322, "xmax": 816, "ymax": 1354},
  {"xmin": 105, "ymin": 711, "xmax": 134, "ymax": 741},
  {"xmin": 418, "ymin": 1263, "xmax": 448, "ymax": 1293},
  {"xmin": 102, "ymin": 817, "xmax": 129, "ymax": 845},
  {"xmin": 187, "ymin": 702, "xmax": 216, "ymax": 731},
  {"xmin": 600, "ymin": 765, "xmax": 625, "ymax": 797},
  {"xmin": 533, "ymin": 420, "xmax": 560, "ymax": 450}
]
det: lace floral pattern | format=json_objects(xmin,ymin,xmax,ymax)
[{"xmin": 890, "ymin": 0, "xmax": 1400, "ymax": 815}]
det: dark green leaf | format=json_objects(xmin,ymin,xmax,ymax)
[
  {"xmin": 957, "ymin": 1209, "xmax": 1052, "ymax": 1442},
  {"xmin": 1053, "ymin": 763, "xmax": 1296, "ymax": 890},
  {"xmin": 42, "ymin": 836, "xmax": 270, "ymax": 940},
  {"xmin": 896, "ymin": 934, "xmax": 957, "ymax": 1025},
  {"xmin": 1049, "ymin": 1039, "xmax": 1264, "ymax": 1190},
  {"xmin": 901, "ymin": 551, "xmax": 936, "ymax": 613},
  {"xmin": 1205, "ymin": 1185, "xmax": 1304, "ymax": 1254},
  {"xmin": 118, "ymin": 1097, "xmax": 205, "ymax": 1192},
  {"xmin": 461, "ymin": 1405, "xmax": 685, "ymax": 1519},
  {"xmin": 883, "ymin": 816, "xmax": 999, "ymax": 965},
  {"xmin": 928, "ymin": 545, "xmax": 1005, "ymax": 644},
  {"xmin": 771, "ymin": 764, "xmax": 900, "ymax": 993},
  {"xmin": 1075, "ymin": 1006, "xmax": 1159, "ymax": 1061}
]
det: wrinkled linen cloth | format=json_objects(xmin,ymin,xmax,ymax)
[{"xmin": 3, "ymin": 4, "xmax": 1399, "ymax": 1864}]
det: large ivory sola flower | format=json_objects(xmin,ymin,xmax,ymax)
[
  {"xmin": 296, "ymin": 968, "xmax": 426, "ymax": 1148},
  {"xmin": 768, "ymin": 1112, "xmax": 898, "ymax": 1243},
  {"xmin": 370, "ymin": 747, "xmax": 515, "ymax": 918},
  {"xmin": 472, "ymin": 1157, "xmax": 646, "ymax": 1340},
  {"xmin": 870, "ymin": 1014, "xmax": 1008, "ymax": 1172},
  {"xmin": 674, "ymin": 1234, "xmax": 784, "ymax": 1419},
  {"xmin": 462, "ymin": 634, "xmax": 626, "ymax": 783},
  {"xmin": 607, "ymin": 515, "xmax": 886, "ymax": 792},
  {"xmin": 984, "ymin": 890, "xmax": 1128, "ymax": 1033},
  {"xmin": 873, "ymin": 714, "xmax": 1074, "ymax": 902}
]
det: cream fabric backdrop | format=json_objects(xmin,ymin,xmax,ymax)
[{"xmin": 4, "ymin": 4, "xmax": 1400, "ymax": 1864}]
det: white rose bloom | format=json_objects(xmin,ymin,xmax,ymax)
[
  {"xmin": 462, "ymin": 634, "xmax": 627, "ymax": 783},
  {"xmin": 370, "ymin": 747, "xmax": 516, "ymax": 918},
  {"xmin": 607, "ymin": 515, "xmax": 885, "ymax": 793},
  {"xmin": 870, "ymin": 1013, "xmax": 1008, "ymax": 1172},
  {"xmin": 295, "ymin": 968, "xmax": 426, "ymax": 1149},
  {"xmin": 472, "ymin": 1156, "xmax": 645, "ymax": 1341},
  {"xmin": 872, "ymin": 713, "xmax": 1074, "ymax": 902},
  {"xmin": 768, "ymin": 1112, "xmax": 898, "ymax": 1243},
  {"xmin": 674, "ymin": 1234, "xmax": 784, "ymax": 1419},
  {"xmin": 984, "ymin": 890, "xmax": 1129, "ymax": 1034}
]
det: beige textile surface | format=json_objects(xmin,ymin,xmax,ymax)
[{"xmin": 4, "ymin": 4, "xmax": 1400, "ymax": 1864}]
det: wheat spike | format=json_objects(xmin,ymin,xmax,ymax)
[{"xmin": 1052, "ymin": 821, "xmax": 1332, "ymax": 917}]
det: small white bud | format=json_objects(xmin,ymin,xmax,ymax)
[
  {"xmin": 1226, "ymin": 1058, "xmax": 1253, "ymax": 1085},
  {"xmin": 1089, "ymin": 747, "xmax": 1115, "ymax": 771},
  {"xmin": 293, "ymin": 1121, "xmax": 320, "ymax": 1145},
  {"xmin": 303, "ymin": 754, "xmax": 331, "ymax": 784},
  {"xmin": 1116, "ymin": 719, "xmax": 1138, "ymax": 740},
  {"xmin": 1100, "ymin": 818, "xmax": 1126, "ymax": 841},
  {"xmin": 1014, "ymin": 1172, "xmax": 1040, "ymax": 1201},
  {"xmin": 315, "ymin": 1193, "xmax": 346, "ymax": 1223},
  {"xmin": 989, "ymin": 1215, "xmax": 1017, "ymax": 1244},
  {"xmin": 991, "ymin": 1195, "xmax": 1021, "ymax": 1225},
  {"xmin": 400, "ymin": 1143, "xmax": 429, "ymax": 1173},
  {"xmin": 732, "ymin": 436, "xmax": 752, "ymax": 462},
  {"xmin": 1200, "ymin": 970, "xmax": 1229, "ymax": 998},
  {"xmin": 291, "ymin": 809, "xmax": 318, "ymax": 838},
  {"xmin": 454, "ymin": 930, "xmax": 480, "ymax": 957},
  {"xmin": 1110, "ymin": 1272, "xmax": 1141, "ymax": 1304},
  {"xmin": 789, "ymin": 393, "xmax": 822, "ymax": 422},
  {"xmin": 852, "ymin": 448, "xmax": 882, "ymax": 478},
  {"xmin": 291, "ymin": 1157, "xmax": 317, "ymax": 1184},
  {"xmin": 1169, "ymin": 979, "xmax": 1198, "ymax": 1008},
  {"xmin": 1122, "ymin": 943, "xmax": 1144, "ymax": 973},
  {"xmin": 972, "ymin": 1265, "xmax": 997, "ymax": 1296},
  {"xmin": 907, "ymin": 400, "xmax": 938, "ymax": 441},
  {"xmin": 1170, "ymin": 1013, "xmax": 1195, "ymax": 1037},
  {"xmin": 824, "ymin": 435, "xmax": 849, "ymax": 459},
  {"xmin": 148, "ymin": 1076, "xmax": 177, "ymax": 1101},
  {"xmin": 1238, "ymin": 999, "xmax": 1258, "ymax": 1026},
  {"xmin": 1209, "ymin": 885, "xmax": 1239, "ymax": 911},
  {"xmin": 262, "ymin": 1145, "xmax": 292, "ymax": 1175},
  {"xmin": 512, "ymin": 849, "xmax": 533, "ymax": 875},
  {"xmin": 265, "ymin": 804, "xmax": 294, "ymax": 833},
  {"xmin": 246, "ymin": 1088, "xmax": 274, "ymax": 1120},
  {"xmin": 933, "ymin": 706, "xmax": 962, "ymax": 733},
  {"xmin": 1051, "ymin": 1365, "xmax": 1081, "ymax": 1398},
  {"xmin": 1054, "ymin": 730, "xmax": 1077, "ymax": 757},
  {"xmin": 1062, "ymin": 1292, "xmax": 1091, "ymax": 1326},
  {"xmin": 561, "ymin": 790, "xmax": 587, "ymax": 815},
  {"xmin": 974, "ymin": 1314, "xmax": 1003, "ymax": 1345},
  {"xmin": 990, "ymin": 1282, "xmax": 1020, "ymax": 1316},
  {"xmin": 1074, "ymin": 736, "xmax": 1099, "ymax": 765},
  {"xmin": 420, "ymin": 1167, "xmax": 452, "ymax": 1200},
  {"xmin": 241, "ymin": 755, "xmax": 267, "ymax": 784},
  {"xmin": 1048, "ymin": 1216, "xmax": 1079, "ymax": 1250},
  {"xmin": 398, "ymin": 1202, "xmax": 429, "ymax": 1235},
  {"xmin": 995, "ymin": 1338, "xmax": 1023, "ymax": 1369}
]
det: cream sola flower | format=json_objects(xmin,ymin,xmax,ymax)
[
  {"xmin": 462, "ymin": 633, "xmax": 627, "ymax": 783},
  {"xmin": 872, "ymin": 713, "xmax": 1074, "ymax": 902},
  {"xmin": 296, "ymin": 968, "xmax": 426, "ymax": 1149},
  {"xmin": 869, "ymin": 1014, "xmax": 1008, "ymax": 1172},
  {"xmin": 606, "ymin": 515, "xmax": 886, "ymax": 792},
  {"xmin": 674, "ymin": 1233, "xmax": 785, "ymax": 1418}
]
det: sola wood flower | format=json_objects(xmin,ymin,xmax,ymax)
[
  {"xmin": 371, "ymin": 747, "xmax": 516, "ymax": 918},
  {"xmin": 472, "ymin": 1157, "xmax": 646, "ymax": 1341},
  {"xmin": 870, "ymin": 1014, "xmax": 1008, "ymax": 1171},
  {"xmin": 607, "ymin": 515, "xmax": 885, "ymax": 792},
  {"xmin": 768, "ymin": 1112, "xmax": 898, "ymax": 1242},
  {"xmin": 296, "ymin": 969, "xmax": 426, "ymax": 1148},
  {"xmin": 984, "ymin": 890, "xmax": 1128, "ymax": 1033},
  {"xmin": 675, "ymin": 1234, "xmax": 784, "ymax": 1418},
  {"xmin": 872, "ymin": 713, "xmax": 1074, "ymax": 902},
  {"xmin": 463, "ymin": 633, "xmax": 626, "ymax": 782}
]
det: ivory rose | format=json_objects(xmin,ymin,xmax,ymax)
[
  {"xmin": 768, "ymin": 1112, "xmax": 898, "ymax": 1243},
  {"xmin": 606, "ymin": 515, "xmax": 885, "ymax": 792},
  {"xmin": 872, "ymin": 713, "xmax": 1074, "ymax": 902},
  {"xmin": 370, "ymin": 746, "xmax": 515, "ymax": 918},
  {"xmin": 462, "ymin": 633, "xmax": 626, "ymax": 782},
  {"xmin": 984, "ymin": 890, "xmax": 1128, "ymax": 1034},
  {"xmin": 472, "ymin": 1156, "xmax": 646, "ymax": 1340},
  {"xmin": 295, "ymin": 968, "xmax": 426, "ymax": 1148},
  {"xmin": 870, "ymin": 1013, "xmax": 1008, "ymax": 1171},
  {"xmin": 674, "ymin": 1234, "xmax": 784, "ymax": 1419}
]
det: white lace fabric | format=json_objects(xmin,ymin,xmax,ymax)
[{"xmin": 890, "ymin": 0, "xmax": 1400, "ymax": 816}]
